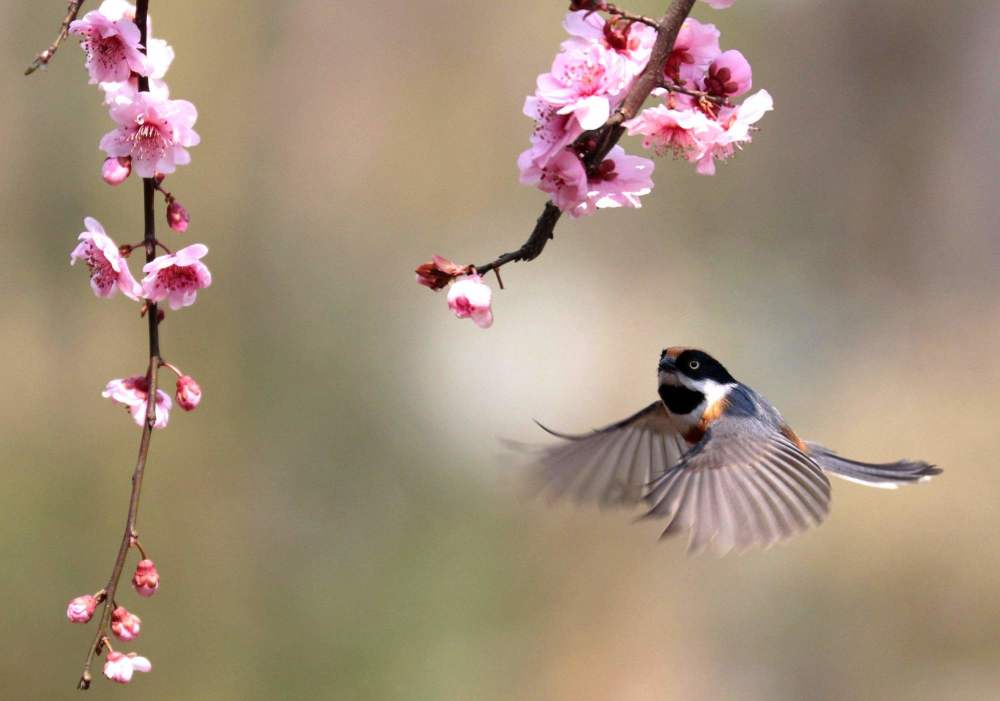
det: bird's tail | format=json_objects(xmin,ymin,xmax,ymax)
[{"xmin": 806, "ymin": 442, "xmax": 940, "ymax": 489}]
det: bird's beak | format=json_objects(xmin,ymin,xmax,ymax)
[{"xmin": 658, "ymin": 356, "xmax": 677, "ymax": 373}]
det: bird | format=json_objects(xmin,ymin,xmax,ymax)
[{"xmin": 529, "ymin": 346, "xmax": 940, "ymax": 554}]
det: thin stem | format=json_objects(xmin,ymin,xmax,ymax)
[
  {"xmin": 602, "ymin": 4, "xmax": 659, "ymax": 28},
  {"xmin": 25, "ymin": 1, "xmax": 86, "ymax": 76},
  {"xmin": 77, "ymin": 0, "xmax": 158, "ymax": 690},
  {"xmin": 472, "ymin": 0, "xmax": 697, "ymax": 275}
]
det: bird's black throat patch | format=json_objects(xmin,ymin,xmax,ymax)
[{"xmin": 658, "ymin": 384, "xmax": 704, "ymax": 415}]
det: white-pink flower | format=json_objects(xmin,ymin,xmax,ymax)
[
  {"xmin": 101, "ymin": 36, "xmax": 174, "ymax": 104},
  {"xmin": 562, "ymin": 11, "xmax": 656, "ymax": 81},
  {"xmin": 665, "ymin": 19, "xmax": 721, "ymax": 86},
  {"xmin": 69, "ymin": 10, "xmax": 150, "ymax": 84},
  {"xmin": 574, "ymin": 146, "xmax": 655, "ymax": 216},
  {"xmin": 704, "ymin": 0, "xmax": 736, "ymax": 8},
  {"xmin": 447, "ymin": 275, "xmax": 494, "ymax": 329},
  {"xmin": 100, "ymin": 92, "xmax": 200, "ymax": 178},
  {"xmin": 66, "ymin": 595, "xmax": 98, "ymax": 623},
  {"xmin": 625, "ymin": 104, "xmax": 721, "ymax": 160},
  {"xmin": 703, "ymin": 49, "xmax": 752, "ymax": 98},
  {"xmin": 522, "ymin": 96, "xmax": 584, "ymax": 168},
  {"xmin": 111, "ymin": 606, "xmax": 142, "ymax": 641},
  {"xmin": 140, "ymin": 244, "xmax": 211, "ymax": 310},
  {"xmin": 103, "ymin": 651, "xmax": 151, "ymax": 684},
  {"xmin": 536, "ymin": 41, "xmax": 629, "ymax": 130},
  {"xmin": 103, "ymin": 376, "xmax": 172, "ymax": 429},
  {"xmin": 518, "ymin": 147, "xmax": 589, "ymax": 213},
  {"xmin": 694, "ymin": 89, "xmax": 774, "ymax": 175},
  {"xmin": 70, "ymin": 217, "xmax": 141, "ymax": 300}
]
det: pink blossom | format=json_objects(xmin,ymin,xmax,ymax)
[
  {"xmin": 693, "ymin": 89, "xmax": 774, "ymax": 175},
  {"xmin": 562, "ymin": 11, "xmax": 656, "ymax": 80},
  {"xmin": 141, "ymin": 244, "xmax": 211, "ymax": 310},
  {"xmin": 132, "ymin": 559, "xmax": 160, "ymax": 597},
  {"xmin": 625, "ymin": 104, "xmax": 721, "ymax": 159},
  {"xmin": 101, "ymin": 36, "xmax": 174, "ymax": 104},
  {"xmin": 665, "ymin": 19, "xmax": 721, "ymax": 86},
  {"xmin": 66, "ymin": 595, "xmax": 98, "ymax": 623},
  {"xmin": 447, "ymin": 275, "xmax": 494, "ymax": 329},
  {"xmin": 111, "ymin": 606, "xmax": 142, "ymax": 641},
  {"xmin": 69, "ymin": 10, "xmax": 150, "ymax": 84},
  {"xmin": 96, "ymin": 0, "xmax": 139, "ymax": 22},
  {"xmin": 574, "ymin": 146, "xmax": 655, "ymax": 216},
  {"xmin": 102, "ymin": 376, "xmax": 172, "ymax": 429},
  {"xmin": 103, "ymin": 651, "xmax": 151, "ymax": 684},
  {"xmin": 166, "ymin": 199, "xmax": 189, "ymax": 232},
  {"xmin": 518, "ymin": 147, "xmax": 589, "ymax": 213},
  {"xmin": 175, "ymin": 375, "xmax": 202, "ymax": 411},
  {"xmin": 703, "ymin": 49, "xmax": 752, "ymax": 98},
  {"xmin": 522, "ymin": 96, "xmax": 584, "ymax": 168},
  {"xmin": 704, "ymin": 0, "xmax": 736, "ymax": 8},
  {"xmin": 100, "ymin": 92, "xmax": 200, "ymax": 179},
  {"xmin": 101, "ymin": 156, "xmax": 131, "ymax": 185},
  {"xmin": 70, "ymin": 217, "xmax": 141, "ymax": 300},
  {"xmin": 536, "ymin": 41, "xmax": 629, "ymax": 130}
]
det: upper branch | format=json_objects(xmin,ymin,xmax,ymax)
[
  {"xmin": 472, "ymin": 0, "xmax": 697, "ymax": 277},
  {"xmin": 25, "ymin": 1, "xmax": 86, "ymax": 76}
]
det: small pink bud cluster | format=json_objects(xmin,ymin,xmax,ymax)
[
  {"xmin": 65, "ymin": 558, "xmax": 160, "ymax": 685},
  {"xmin": 415, "ymin": 256, "xmax": 495, "ymax": 328},
  {"xmin": 624, "ymin": 16, "xmax": 772, "ymax": 175},
  {"xmin": 518, "ymin": 10, "xmax": 655, "ymax": 216}
]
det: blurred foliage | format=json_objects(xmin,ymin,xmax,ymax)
[{"xmin": 2, "ymin": 1, "xmax": 998, "ymax": 699}]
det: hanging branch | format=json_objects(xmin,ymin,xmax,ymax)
[{"xmin": 25, "ymin": 1, "xmax": 86, "ymax": 75}]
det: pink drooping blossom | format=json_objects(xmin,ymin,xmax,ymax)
[
  {"xmin": 166, "ymin": 199, "xmax": 189, "ymax": 232},
  {"xmin": 561, "ymin": 11, "xmax": 656, "ymax": 81},
  {"xmin": 536, "ymin": 40, "xmax": 629, "ymax": 130},
  {"xmin": 703, "ymin": 49, "xmax": 752, "ymax": 98},
  {"xmin": 69, "ymin": 10, "xmax": 151, "ymax": 84},
  {"xmin": 100, "ymin": 92, "xmax": 200, "ymax": 179},
  {"xmin": 574, "ymin": 146, "xmax": 655, "ymax": 216},
  {"xmin": 693, "ymin": 89, "xmax": 774, "ymax": 175},
  {"xmin": 665, "ymin": 19, "xmax": 721, "ymax": 87},
  {"xmin": 132, "ymin": 559, "xmax": 160, "ymax": 597},
  {"xmin": 101, "ymin": 156, "xmax": 132, "ymax": 185},
  {"xmin": 140, "ymin": 244, "xmax": 211, "ymax": 310},
  {"xmin": 66, "ymin": 595, "xmax": 98, "ymax": 623},
  {"xmin": 415, "ymin": 255, "xmax": 473, "ymax": 291},
  {"xmin": 104, "ymin": 651, "xmax": 151, "ymax": 684},
  {"xmin": 101, "ymin": 36, "xmax": 175, "ymax": 104},
  {"xmin": 111, "ymin": 607, "xmax": 142, "ymax": 641},
  {"xmin": 518, "ymin": 147, "xmax": 589, "ymax": 213},
  {"xmin": 70, "ymin": 217, "xmax": 142, "ymax": 300},
  {"xmin": 102, "ymin": 376, "xmax": 172, "ymax": 429},
  {"xmin": 703, "ymin": 0, "xmax": 736, "ymax": 8},
  {"xmin": 447, "ymin": 275, "xmax": 494, "ymax": 329},
  {"xmin": 624, "ymin": 104, "xmax": 721, "ymax": 160},
  {"xmin": 175, "ymin": 375, "xmax": 201, "ymax": 411}
]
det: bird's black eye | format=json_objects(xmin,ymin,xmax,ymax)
[{"xmin": 688, "ymin": 360, "xmax": 700, "ymax": 370}]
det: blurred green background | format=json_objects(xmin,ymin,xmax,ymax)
[{"xmin": 2, "ymin": 1, "xmax": 998, "ymax": 699}]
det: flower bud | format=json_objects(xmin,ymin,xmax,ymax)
[
  {"xmin": 101, "ymin": 157, "xmax": 132, "ymax": 186},
  {"xmin": 111, "ymin": 606, "xmax": 142, "ymax": 641},
  {"xmin": 104, "ymin": 651, "xmax": 152, "ymax": 684},
  {"xmin": 66, "ymin": 594, "xmax": 98, "ymax": 623},
  {"xmin": 166, "ymin": 199, "xmax": 189, "ymax": 232},
  {"xmin": 176, "ymin": 375, "xmax": 202, "ymax": 411},
  {"xmin": 132, "ymin": 559, "xmax": 160, "ymax": 597},
  {"xmin": 447, "ymin": 274, "xmax": 494, "ymax": 328}
]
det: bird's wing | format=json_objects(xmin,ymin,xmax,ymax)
[
  {"xmin": 527, "ymin": 402, "xmax": 689, "ymax": 507},
  {"xmin": 643, "ymin": 416, "xmax": 832, "ymax": 554}
]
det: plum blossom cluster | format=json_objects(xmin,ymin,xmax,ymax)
[
  {"xmin": 58, "ymin": 0, "xmax": 209, "ymax": 687},
  {"xmin": 66, "ymin": 558, "xmax": 160, "ymax": 684}
]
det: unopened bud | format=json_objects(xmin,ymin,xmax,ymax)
[
  {"xmin": 176, "ymin": 375, "xmax": 202, "ymax": 411},
  {"xmin": 66, "ymin": 594, "xmax": 98, "ymax": 623},
  {"xmin": 166, "ymin": 199, "xmax": 189, "ymax": 232},
  {"xmin": 132, "ymin": 559, "xmax": 160, "ymax": 597},
  {"xmin": 111, "ymin": 606, "xmax": 142, "ymax": 641},
  {"xmin": 101, "ymin": 157, "xmax": 131, "ymax": 186}
]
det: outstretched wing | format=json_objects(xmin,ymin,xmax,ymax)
[
  {"xmin": 528, "ymin": 402, "xmax": 689, "ymax": 507},
  {"xmin": 643, "ymin": 417, "xmax": 832, "ymax": 554}
]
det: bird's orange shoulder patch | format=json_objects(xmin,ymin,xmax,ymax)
[
  {"xmin": 779, "ymin": 423, "xmax": 808, "ymax": 452},
  {"xmin": 683, "ymin": 396, "xmax": 730, "ymax": 444},
  {"xmin": 664, "ymin": 346, "xmax": 687, "ymax": 359}
]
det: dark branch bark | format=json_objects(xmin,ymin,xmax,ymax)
[
  {"xmin": 472, "ymin": 0, "xmax": 697, "ymax": 276},
  {"xmin": 25, "ymin": 1, "xmax": 86, "ymax": 76},
  {"xmin": 77, "ymin": 0, "xmax": 160, "ymax": 689}
]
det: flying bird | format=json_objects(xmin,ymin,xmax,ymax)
[{"xmin": 531, "ymin": 347, "xmax": 940, "ymax": 554}]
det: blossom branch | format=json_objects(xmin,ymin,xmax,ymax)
[
  {"xmin": 24, "ymin": 0, "xmax": 86, "ymax": 76},
  {"xmin": 471, "ymin": 0, "xmax": 696, "ymax": 276},
  {"xmin": 77, "ymin": 0, "xmax": 159, "ymax": 689}
]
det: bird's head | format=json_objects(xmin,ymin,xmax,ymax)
[{"xmin": 658, "ymin": 347, "xmax": 736, "ymax": 395}]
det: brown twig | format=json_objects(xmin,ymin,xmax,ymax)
[
  {"xmin": 657, "ymin": 77, "xmax": 728, "ymax": 106},
  {"xmin": 25, "ymin": 0, "xmax": 86, "ymax": 76},
  {"xmin": 602, "ymin": 4, "xmax": 659, "ymax": 28},
  {"xmin": 77, "ymin": 0, "xmax": 159, "ymax": 690},
  {"xmin": 472, "ymin": 0, "xmax": 697, "ymax": 276}
]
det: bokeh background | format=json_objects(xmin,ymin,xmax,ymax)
[{"xmin": 2, "ymin": 1, "xmax": 998, "ymax": 699}]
